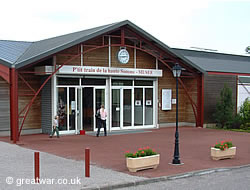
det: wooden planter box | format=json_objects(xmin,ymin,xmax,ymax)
[
  {"xmin": 126, "ymin": 154, "xmax": 160, "ymax": 172},
  {"xmin": 211, "ymin": 147, "xmax": 236, "ymax": 160}
]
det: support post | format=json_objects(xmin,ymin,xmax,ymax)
[
  {"xmin": 85, "ymin": 148, "xmax": 90, "ymax": 177},
  {"xmin": 34, "ymin": 152, "xmax": 40, "ymax": 183},
  {"xmin": 10, "ymin": 68, "xmax": 19, "ymax": 143},
  {"xmin": 197, "ymin": 74, "xmax": 204, "ymax": 127}
]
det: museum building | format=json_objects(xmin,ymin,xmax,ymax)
[{"xmin": 0, "ymin": 20, "xmax": 249, "ymax": 143}]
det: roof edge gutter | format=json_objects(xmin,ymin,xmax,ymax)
[{"xmin": 207, "ymin": 71, "xmax": 250, "ymax": 76}]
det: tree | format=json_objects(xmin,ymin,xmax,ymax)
[
  {"xmin": 214, "ymin": 85, "xmax": 234, "ymax": 128},
  {"xmin": 239, "ymin": 98, "xmax": 250, "ymax": 129},
  {"xmin": 245, "ymin": 46, "xmax": 250, "ymax": 53}
]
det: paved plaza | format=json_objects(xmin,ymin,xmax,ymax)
[{"xmin": 1, "ymin": 127, "xmax": 250, "ymax": 189}]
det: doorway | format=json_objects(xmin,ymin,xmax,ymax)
[
  {"xmin": 111, "ymin": 86, "xmax": 154, "ymax": 130},
  {"xmin": 112, "ymin": 88, "xmax": 133, "ymax": 129},
  {"xmin": 57, "ymin": 87, "xmax": 76, "ymax": 132},
  {"xmin": 58, "ymin": 86, "xmax": 106, "ymax": 133},
  {"xmin": 76, "ymin": 87, "xmax": 105, "ymax": 132},
  {"xmin": 81, "ymin": 87, "xmax": 93, "ymax": 131}
]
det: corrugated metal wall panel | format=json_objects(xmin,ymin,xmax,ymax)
[
  {"xmin": 41, "ymin": 77, "xmax": 52, "ymax": 134},
  {"xmin": 0, "ymin": 79, "xmax": 10, "ymax": 131},
  {"xmin": 204, "ymin": 75, "xmax": 237, "ymax": 123}
]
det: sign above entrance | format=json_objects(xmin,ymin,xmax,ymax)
[{"xmin": 58, "ymin": 66, "xmax": 163, "ymax": 77}]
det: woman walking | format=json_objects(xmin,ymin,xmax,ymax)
[
  {"xmin": 96, "ymin": 105, "xmax": 107, "ymax": 137},
  {"xmin": 49, "ymin": 115, "xmax": 60, "ymax": 138}
]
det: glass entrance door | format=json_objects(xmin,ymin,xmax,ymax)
[
  {"xmin": 82, "ymin": 87, "xmax": 94, "ymax": 131},
  {"xmin": 123, "ymin": 89, "xmax": 132, "ymax": 127},
  {"xmin": 58, "ymin": 87, "xmax": 67, "ymax": 131},
  {"xmin": 77, "ymin": 88, "xmax": 82, "ymax": 131},
  {"xmin": 76, "ymin": 87, "xmax": 105, "ymax": 132},
  {"xmin": 134, "ymin": 88, "xmax": 143, "ymax": 126},
  {"xmin": 111, "ymin": 86, "xmax": 154, "ymax": 129},
  {"xmin": 112, "ymin": 89, "xmax": 120, "ymax": 128},
  {"xmin": 112, "ymin": 88, "xmax": 132, "ymax": 129},
  {"xmin": 94, "ymin": 88, "xmax": 105, "ymax": 131},
  {"xmin": 134, "ymin": 87, "xmax": 154, "ymax": 126},
  {"xmin": 57, "ymin": 87, "xmax": 77, "ymax": 133}
]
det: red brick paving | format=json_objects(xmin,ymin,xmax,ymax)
[{"xmin": 1, "ymin": 127, "xmax": 250, "ymax": 178}]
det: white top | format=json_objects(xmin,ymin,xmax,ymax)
[
  {"xmin": 53, "ymin": 119, "xmax": 58, "ymax": 127},
  {"xmin": 100, "ymin": 108, "xmax": 107, "ymax": 120}
]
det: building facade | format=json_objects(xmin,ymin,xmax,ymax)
[
  {"xmin": 1, "ymin": 20, "xmax": 249, "ymax": 143},
  {"xmin": 0, "ymin": 21, "xmax": 204, "ymax": 142}
]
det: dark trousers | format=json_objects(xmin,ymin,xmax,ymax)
[
  {"xmin": 50, "ymin": 126, "xmax": 59, "ymax": 137},
  {"xmin": 96, "ymin": 119, "xmax": 107, "ymax": 136}
]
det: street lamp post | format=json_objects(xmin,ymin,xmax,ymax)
[{"xmin": 172, "ymin": 63, "xmax": 182, "ymax": 165}]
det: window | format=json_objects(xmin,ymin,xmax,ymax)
[
  {"xmin": 81, "ymin": 78, "xmax": 106, "ymax": 85},
  {"xmin": 58, "ymin": 78, "xmax": 79, "ymax": 85},
  {"xmin": 134, "ymin": 80, "xmax": 153, "ymax": 86},
  {"xmin": 112, "ymin": 79, "xmax": 132, "ymax": 86}
]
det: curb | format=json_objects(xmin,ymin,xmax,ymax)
[{"xmin": 81, "ymin": 164, "xmax": 250, "ymax": 190}]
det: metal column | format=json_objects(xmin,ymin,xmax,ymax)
[{"xmin": 10, "ymin": 68, "xmax": 19, "ymax": 143}]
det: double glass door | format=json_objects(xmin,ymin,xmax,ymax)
[
  {"xmin": 111, "ymin": 87, "xmax": 154, "ymax": 129},
  {"xmin": 57, "ymin": 87, "xmax": 76, "ymax": 133},
  {"xmin": 112, "ymin": 88, "xmax": 132, "ymax": 129},
  {"xmin": 57, "ymin": 87, "xmax": 105, "ymax": 133}
]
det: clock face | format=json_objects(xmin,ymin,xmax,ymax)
[{"xmin": 117, "ymin": 49, "xmax": 129, "ymax": 64}]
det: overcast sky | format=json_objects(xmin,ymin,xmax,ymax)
[{"xmin": 0, "ymin": 0, "xmax": 249, "ymax": 55}]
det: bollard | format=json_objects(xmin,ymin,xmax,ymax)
[
  {"xmin": 85, "ymin": 148, "xmax": 90, "ymax": 177},
  {"xmin": 34, "ymin": 152, "xmax": 40, "ymax": 183}
]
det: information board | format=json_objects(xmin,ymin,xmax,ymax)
[{"xmin": 162, "ymin": 89, "xmax": 172, "ymax": 110}]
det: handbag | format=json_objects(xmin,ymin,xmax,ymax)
[{"xmin": 95, "ymin": 110, "xmax": 101, "ymax": 119}]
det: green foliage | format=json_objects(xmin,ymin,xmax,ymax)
[
  {"xmin": 246, "ymin": 46, "xmax": 250, "ymax": 53},
  {"xmin": 230, "ymin": 114, "xmax": 242, "ymax": 129},
  {"xmin": 125, "ymin": 147, "xmax": 157, "ymax": 158},
  {"xmin": 214, "ymin": 85, "xmax": 234, "ymax": 128},
  {"xmin": 230, "ymin": 128, "xmax": 250, "ymax": 133},
  {"xmin": 239, "ymin": 98, "xmax": 250, "ymax": 129},
  {"xmin": 214, "ymin": 140, "xmax": 234, "ymax": 151}
]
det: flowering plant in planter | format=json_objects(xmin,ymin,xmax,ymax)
[
  {"xmin": 214, "ymin": 140, "xmax": 233, "ymax": 150},
  {"xmin": 125, "ymin": 147, "xmax": 160, "ymax": 172},
  {"xmin": 211, "ymin": 140, "xmax": 236, "ymax": 160},
  {"xmin": 125, "ymin": 147, "xmax": 157, "ymax": 158}
]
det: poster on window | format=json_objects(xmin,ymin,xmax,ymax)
[
  {"xmin": 135, "ymin": 100, "xmax": 141, "ymax": 106},
  {"xmin": 71, "ymin": 101, "xmax": 76, "ymax": 110},
  {"xmin": 146, "ymin": 100, "xmax": 152, "ymax": 106},
  {"xmin": 162, "ymin": 89, "xmax": 172, "ymax": 110}
]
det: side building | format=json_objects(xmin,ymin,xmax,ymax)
[{"xmin": 174, "ymin": 48, "xmax": 250, "ymax": 126}]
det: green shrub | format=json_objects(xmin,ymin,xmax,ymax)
[
  {"xmin": 230, "ymin": 114, "xmax": 242, "ymax": 129},
  {"xmin": 214, "ymin": 85, "xmax": 234, "ymax": 128},
  {"xmin": 239, "ymin": 98, "xmax": 250, "ymax": 129}
]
